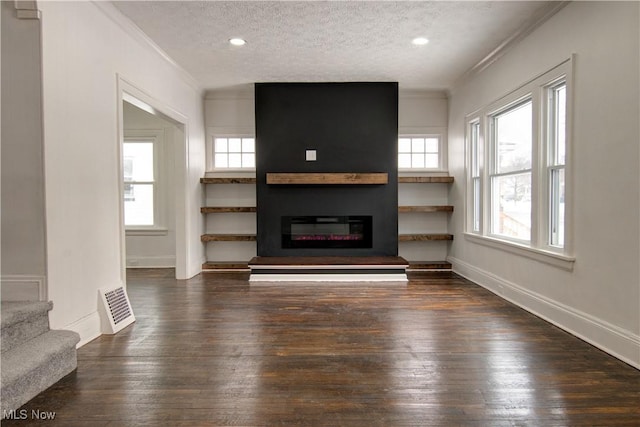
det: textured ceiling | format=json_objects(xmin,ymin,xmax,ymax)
[{"xmin": 112, "ymin": 1, "xmax": 556, "ymax": 92}]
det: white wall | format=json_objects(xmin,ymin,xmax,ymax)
[
  {"xmin": 448, "ymin": 2, "xmax": 640, "ymax": 367},
  {"xmin": 1, "ymin": 2, "xmax": 47, "ymax": 301},
  {"xmin": 203, "ymin": 88, "xmax": 452, "ymax": 264},
  {"xmin": 123, "ymin": 102, "xmax": 177, "ymax": 268},
  {"xmin": 38, "ymin": 2, "xmax": 205, "ymax": 345}
]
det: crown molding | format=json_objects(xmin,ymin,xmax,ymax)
[
  {"xmin": 453, "ymin": 1, "xmax": 570, "ymax": 91},
  {"xmin": 399, "ymin": 89, "xmax": 448, "ymax": 100},
  {"xmin": 205, "ymin": 84, "xmax": 256, "ymax": 100},
  {"xmin": 92, "ymin": 1, "xmax": 203, "ymax": 95}
]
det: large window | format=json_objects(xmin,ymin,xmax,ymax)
[
  {"xmin": 469, "ymin": 121, "xmax": 481, "ymax": 232},
  {"xmin": 123, "ymin": 130, "xmax": 166, "ymax": 233},
  {"xmin": 123, "ymin": 139, "xmax": 155, "ymax": 226},
  {"xmin": 466, "ymin": 59, "xmax": 572, "ymax": 262},
  {"xmin": 490, "ymin": 99, "xmax": 533, "ymax": 242},
  {"xmin": 546, "ymin": 81, "xmax": 567, "ymax": 248}
]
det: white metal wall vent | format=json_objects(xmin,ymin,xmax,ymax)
[{"xmin": 98, "ymin": 286, "xmax": 136, "ymax": 334}]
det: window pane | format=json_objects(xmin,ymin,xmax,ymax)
[
  {"xmin": 228, "ymin": 153, "xmax": 242, "ymax": 168},
  {"xmin": 425, "ymin": 153, "xmax": 439, "ymax": 169},
  {"xmin": 123, "ymin": 142, "xmax": 153, "ymax": 181},
  {"xmin": 412, "ymin": 138, "xmax": 425, "ymax": 153},
  {"xmin": 495, "ymin": 101, "xmax": 532, "ymax": 174},
  {"xmin": 473, "ymin": 178, "xmax": 481, "ymax": 232},
  {"xmin": 411, "ymin": 153, "xmax": 425, "ymax": 168},
  {"xmin": 215, "ymin": 153, "xmax": 228, "ymax": 168},
  {"xmin": 425, "ymin": 137, "xmax": 439, "ymax": 153},
  {"xmin": 471, "ymin": 122, "xmax": 480, "ymax": 177},
  {"xmin": 228, "ymin": 138, "xmax": 242, "ymax": 153},
  {"xmin": 550, "ymin": 167, "xmax": 565, "ymax": 247},
  {"xmin": 242, "ymin": 138, "xmax": 255, "ymax": 153},
  {"xmin": 124, "ymin": 184, "xmax": 154, "ymax": 226},
  {"xmin": 242, "ymin": 153, "xmax": 255, "ymax": 168},
  {"xmin": 398, "ymin": 153, "xmax": 411, "ymax": 168},
  {"xmin": 398, "ymin": 138, "xmax": 411, "ymax": 153},
  {"xmin": 491, "ymin": 173, "xmax": 531, "ymax": 241},
  {"xmin": 553, "ymin": 85, "xmax": 566, "ymax": 165},
  {"xmin": 215, "ymin": 138, "xmax": 228, "ymax": 153}
]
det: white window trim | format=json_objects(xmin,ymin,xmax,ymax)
[
  {"xmin": 398, "ymin": 127, "xmax": 448, "ymax": 173},
  {"xmin": 464, "ymin": 57, "xmax": 574, "ymax": 269},
  {"xmin": 123, "ymin": 129, "xmax": 168, "ymax": 235},
  {"xmin": 205, "ymin": 127, "xmax": 256, "ymax": 173}
]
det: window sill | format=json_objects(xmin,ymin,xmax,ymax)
[
  {"xmin": 125, "ymin": 227, "xmax": 169, "ymax": 237},
  {"xmin": 463, "ymin": 233, "xmax": 575, "ymax": 271}
]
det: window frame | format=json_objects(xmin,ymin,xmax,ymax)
[
  {"xmin": 209, "ymin": 134, "xmax": 256, "ymax": 171},
  {"xmin": 543, "ymin": 79, "xmax": 568, "ymax": 250},
  {"xmin": 464, "ymin": 58, "xmax": 574, "ymax": 270},
  {"xmin": 488, "ymin": 96, "xmax": 535, "ymax": 244},
  {"xmin": 398, "ymin": 133, "xmax": 447, "ymax": 172},
  {"xmin": 123, "ymin": 129, "xmax": 167, "ymax": 235},
  {"xmin": 468, "ymin": 119, "xmax": 482, "ymax": 233}
]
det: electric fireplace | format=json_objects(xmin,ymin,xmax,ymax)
[{"xmin": 282, "ymin": 216, "xmax": 373, "ymax": 249}]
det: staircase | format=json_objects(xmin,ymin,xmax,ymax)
[{"xmin": 1, "ymin": 301, "xmax": 80, "ymax": 416}]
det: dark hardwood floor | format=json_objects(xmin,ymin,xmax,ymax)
[{"xmin": 6, "ymin": 269, "xmax": 639, "ymax": 426}]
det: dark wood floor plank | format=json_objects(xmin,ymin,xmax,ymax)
[{"xmin": 6, "ymin": 269, "xmax": 639, "ymax": 426}]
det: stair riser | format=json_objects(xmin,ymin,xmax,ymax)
[
  {"xmin": 1, "ymin": 313, "xmax": 50, "ymax": 354},
  {"xmin": 1, "ymin": 347, "xmax": 78, "ymax": 415}
]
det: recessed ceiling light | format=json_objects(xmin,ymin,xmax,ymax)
[
  {"xmin": 412, "ymin": 37, "xmax": 429, "ymax": 46},
  {"xmin": 229, "ymin": 38, "xmax": 246, "ymax": 46}
]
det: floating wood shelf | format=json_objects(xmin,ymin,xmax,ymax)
[
  {"xmin": 202, "ymin": 257, "xmax": 451, "ymax": 271},
  {"xmin": 200, "ymin": 207, "xmax": 257, "ymax": 214},
  {"xmin": 398, "ymin": 176, "xmax": 454, "ymax": 184},
  {"xmin": 201, "ymin": 260, "xmax": 451, "ymax": 271},
  {"xmin": 249, "ymin": 256, "xmax": 409, "ymax": 267},
  {"xmin": 399, "ymin": 234, "xmax": 454, "ymax": 241},
  {"xmin": 398, "ymin": 205, "xmax": 454, "ymax": 213},
  {"xmin": 201, "ymin": 234, "xmax": 257, "ymax": 242},
  {"xmin": 266, "ymin": 173, "xmax": 388, "ymax": 185},
  {"xmin": 407, "ymin": 261, "xmax": 452, "ymax": 270},
  {"xmin": 202, "ymin": 261, "xmax": 250, "ymax": 270},
  {"xmin": 200, "ymin": 177, "xmax": 256, "ymax": 184}
]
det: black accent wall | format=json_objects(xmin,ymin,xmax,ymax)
[{"xmin": 255, "ymin": 82, "xmax": 398, "ymax": 257}]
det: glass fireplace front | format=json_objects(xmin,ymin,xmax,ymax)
[{"xmin": 282, "ymin": 216, "xmax": 373, "ymax": 249}]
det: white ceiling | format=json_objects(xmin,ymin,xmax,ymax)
[{"xmin": 111, "ymin": 1, "xmax": 560, "ymax": 92}]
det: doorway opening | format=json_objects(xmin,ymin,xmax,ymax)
[{"xmin": 117, "ymin": 78, "xmax": 189, "ymax": 282}]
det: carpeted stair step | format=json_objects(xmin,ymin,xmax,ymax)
[
  {"xmin": 1, "ymin": 301, "xmax": 53, "ymax": 354},
  {"xmin": 1, "ymin": 329, "xmax": 80, "ymax": 415}
]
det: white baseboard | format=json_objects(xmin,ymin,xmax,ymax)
[
  {"xmin": 126, "ymin": 255, "xmax": 175, "ymax": 268},
  {"xmin": 1, "ymin": 275, "xmax": 47, "ymax": 301},
  {"xmin": 64, "ymin": 311, "xmax": 102, "ymax": 348},
  {"xmin": 449, "ymin": 256, "xmax": 640, "ymax": 369}
]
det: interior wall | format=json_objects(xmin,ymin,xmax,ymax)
[
  {"xmin": 1, "ymin": 2, "xmax": 47, "ymax": 301},
  {"xmin": 37, "ymin": 1, "xmax": 205, "ymax": 345},
  {"xmin": 203, "ymin": 88, "xmax": 450, "ymax": 263},
  {"xmin": 123, "ymin": 102, "xmax": 177, "ymax": 268},
  {"xmin": 448, "ymin": 1, "xmax": 640, "ymax": 367}
]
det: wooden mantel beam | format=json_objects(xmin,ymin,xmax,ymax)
[{"xmin": 266, "ymin": 173, "xmax": 388, "ymax": 185}]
